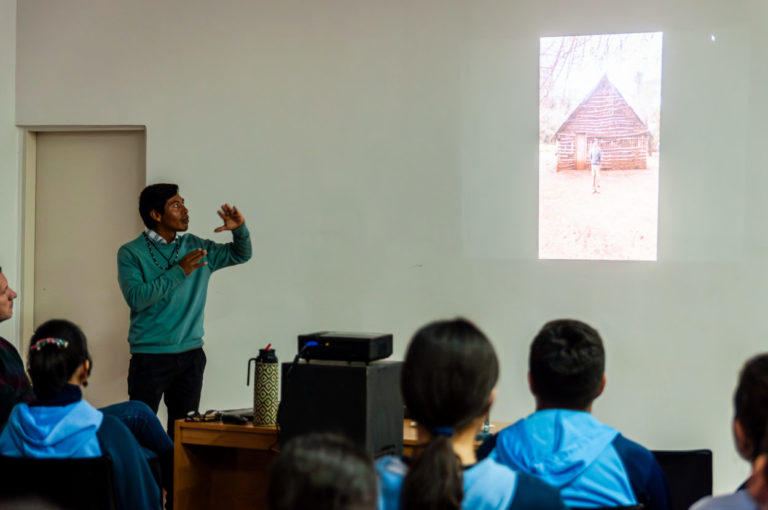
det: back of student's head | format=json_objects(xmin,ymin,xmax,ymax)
[
  {"xmin": 529, "ymin": 319, "xmax": 605, "ymax": 410},
  {"xmin": 734, "ymin": 353, "xmax": 768, "ymax": 460},
  {"xmin": 400, "ymin": 318, "xmax": 499, "ymax": 510},
  {"xmin": 268, "ymin": 433, "xmax": 376, "ymax": 510},
  {"xmin": 27, "ymin": 319, "xmax": 91, "ymax": 402}
]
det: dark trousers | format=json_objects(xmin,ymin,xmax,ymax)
[{"xmin": 128, "ymin": 348, "xmax": 206, "ymax": 439}]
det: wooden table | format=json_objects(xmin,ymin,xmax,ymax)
[
  {"xmin": 174, "ymin": 419, "xmax": 510, "ymax": 510},
  {"xmin": 174, "ymin": 420, "xmax": 279, "ymax": 510}
]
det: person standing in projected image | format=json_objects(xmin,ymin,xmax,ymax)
[
  {"xmin": 590, "ymin": 139, "xmax": 603, "ymax": 194},
  {"xmin": 117, "ymin": 184, "xmax": 252, "ymax": 438}
]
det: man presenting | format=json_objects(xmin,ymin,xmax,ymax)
[{"xmin": 117, "ymin": 183, "xmax": 252, "ymax": 435}]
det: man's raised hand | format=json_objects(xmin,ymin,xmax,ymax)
[
  {"xmin": 179, "ymin": 248, "xmax": 207, "ymax": 275},
  {"xmin": 214, "ymin": 204, "xmax": 244, "ymax": 232}
]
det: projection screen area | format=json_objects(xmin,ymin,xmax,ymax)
[{"xmin": 539, "ymin": 33, "xmax": 662, "ymax": 261}]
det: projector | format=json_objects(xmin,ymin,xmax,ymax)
[{"xmin": 297, "ymin": 332, "xmax": 393, "ymax": 363}]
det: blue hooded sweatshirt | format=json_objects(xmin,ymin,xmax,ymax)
[
  {"xmin": 0, "ymin": 385, "xmax": 162, "ymax": 510},
  {"xmin": 491, "ymin": 409, "xmax": 639, "ymax": 508},
  {"xmin": 376, "ymin": 455, "xmax": 567, "ymax": 510},
  {"xmin": 0, "ymin": 399, "xmax": 102, "ymax": 458}
]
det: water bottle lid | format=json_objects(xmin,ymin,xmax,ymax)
[{"xmin": 258, "ymin": 348, "xmax": 277, "ymax": 363}]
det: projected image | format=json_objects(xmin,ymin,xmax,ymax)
[{"xmin": 538, "ymin": 32, "xmax": 662, "ymax": 261}]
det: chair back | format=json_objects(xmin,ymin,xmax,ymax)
[
  {"xmin": 570, "ymin": 506, "xmax": 644, "ymax": 510},
  {"xmin": 0, "ymin": 455, "xmax": 117, "ymax": 510},
  {"xmin": 652, "ymin": 449, "xmax": 713, "ymax": 510}
]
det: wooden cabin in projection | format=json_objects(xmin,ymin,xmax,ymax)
[{"xmin": 555, "ymin": 75, "xmax": 652, "ymax": 171}]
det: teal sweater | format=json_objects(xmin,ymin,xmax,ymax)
[{"xmin": 117, "ymin": 224, "xmax": 252, "ymax": 354}]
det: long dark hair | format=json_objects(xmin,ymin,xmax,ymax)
[
  {"xmin": 400, "ymin": 318, "xmax": 499, "ymax": 510},
  {"xmin": 27, "ymin": 319, "xmax": 92, "ymax": 401}
]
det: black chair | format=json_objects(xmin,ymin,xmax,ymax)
[
  {"xmin": 652, "ymin": 449, "xmax": 713, "ymax": 510},
  {"xmin": 0, "ymin": 455, "xmax": 117, "ymax": 510},
  {"xmin": 571, "ymin": 506, "xmax": 644, "ymax": 510}
]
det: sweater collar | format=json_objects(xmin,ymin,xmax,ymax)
[
  {"xmin": 145, "ymin": 228, "xmax": 182, "ymax": 245},
  {"xmin": 30, "ymin": 384, "xmax": 82, "ymax": 407}
]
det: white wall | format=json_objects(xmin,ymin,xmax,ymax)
[
  {"xmin": 0, "ymin": 0, "xmax": 18, "ymax": 345},
  {"xmin": 10, "ymin": 0, "xmax": 768, "ymax": 491}
]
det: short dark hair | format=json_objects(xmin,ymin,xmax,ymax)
[
  {"xmin": 268, "ymin": 433, "xmax": 376, "ymax": 510},
  {"xmin": 27, "ymin": 319, "xmax": 92, "ymax": 401},
  {"xmin": 400, "ymin": 318, "xmax": 499, "ymax": 510},
  {"xmin": 138, "ymin": 183, "xmax": 178, "ymax": 229},
  {"xmin": 529, "ymin": 319, "xmax": 605, "ymax": 410},
  {"xmin": 734, "ymin": 353, "xmax": 768, "ymax": 460}
]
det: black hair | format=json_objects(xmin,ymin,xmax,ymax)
[
  {"xmin": 529, "ymin": 319, "xmax": 605, "ymax": 410},
  {"xmin": 27, "ymin": 319, "xmax": 92, "ymax": 402},
  {"xmin": 268, "ymin": 433, "xmax": 376, "ymax": 510},
  {"xmin": 734, "ymin": 353, "xmax": 768, "ymax": 460},
  {"xmin": 400, "ymin": 318, "xmax": 499, "ymax": 510},
  {"xmin": 138, "ymin": 183, "xmax": 178, "ymax": 229}
]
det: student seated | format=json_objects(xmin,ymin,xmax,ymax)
[
  {"xmin": 0, "ymin": 319, "xmax": 163, "ymax": 510},
  {"xmin": 0, "ymin": 267, "xmax": 34, "ymax": 429},
  {"xmin": 376, "ymin": 318, "xmax": 567, "ymax": 510},
  {"xmin": 268, "ymin": 433, "xmax": 377, "ymax": 510},
  {"xmin": 483, "ymin": 319, "xmax": 670, "ymax": 509},
  {"xmin": 691, "ymin": 353, "xmax": 768, "ymax": 510},
  {"xmin": 0, "ymin": 268, "xmax": 172, "ymax": 477},
  {"xmin": 0, "ymin": 336, "xmax": 34, "ymax": 430}
]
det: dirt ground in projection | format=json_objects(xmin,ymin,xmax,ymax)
[{"xmin": 538, "ymin": 150, "xmax": 659, "ymax": 260}]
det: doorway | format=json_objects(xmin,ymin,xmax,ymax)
[
  {"xmin": 575, "ymin": 132, "xmax": 587, "ymax": 170},
  {"xmin": 23, "ymin": 128, "xmax": 145, "ymax": 407}
]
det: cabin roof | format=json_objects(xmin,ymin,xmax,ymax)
[{"xmin": 554, "ymin": 74, "xmax": 651, "ymax": 138}]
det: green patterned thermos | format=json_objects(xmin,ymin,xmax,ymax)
[{"xmin": 247, "ymin": 347, "xmax": 279, "ymax": 426}]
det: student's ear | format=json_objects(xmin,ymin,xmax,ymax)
[
  {"xmin": 78, "ymin": 361, "xmax": 89, "ymax": 385},
  {"xmin": 68, "ymin": 361, "xmax": 89, "ymax": 386},
  {"xmin": 527, "ymin": 372, "xmax": 537, "ymax": 396},
  {"xmin": 78, "ymin": 360, "xmax": 90, "ymax": 385},
  {"xmin": 488, "ymin": 387, "xmax": 497, "ymax": 409},
  {"xmin": 734, "ymin": 418, "xmax": 752, "ymax": 460},
  {"xmin": 594, "ymin": 374, "xmax": 607, "ymax": 399}
]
